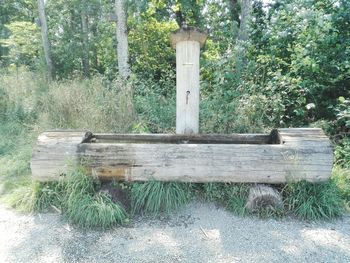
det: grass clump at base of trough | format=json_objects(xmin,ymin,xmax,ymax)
[
  {"xmin": 199, "ymin": 177, "xmax": 346, "ymax": 221},
  {"xmin": 12, "ymin": 168, "xmax": 129, "ymax": 229},
  {"xmin": 282, "ymin": 180, "xmax": 344, "ymax": 220},
  {"xmin": 131, "ymin": 181, "xmax": 192, "ymax": 216},
  {"xmin": 62, "ymin": 169, "xmax": 128, "ymax": 228}
]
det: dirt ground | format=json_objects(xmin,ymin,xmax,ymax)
[{"xmin": 1, "ymin": 201, "xmax": 350, "ymax": 263}]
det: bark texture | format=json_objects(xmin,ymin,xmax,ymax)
[
  {"xmin": 81, "ymin": 6, "xmax": 90, "ymax": 77},
  {"xmin": 246, "ymin": 185, "xmax": 282, "ymax": 211},
  {"xmin": 37, "ymin": 0, "xmax": 54, "ymax": 80},
  {"xmin": 237, "ymin": 0, "xmax": 252, "ymax": 41}
]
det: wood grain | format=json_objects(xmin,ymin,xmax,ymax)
[{"xmin": 31, "ymin": 128, "xmax": 333, "ymax": 183}]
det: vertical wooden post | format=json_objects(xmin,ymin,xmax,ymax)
[{"xmin": 171, "ymin": 27, "xmax": 207, "ymax": 134}]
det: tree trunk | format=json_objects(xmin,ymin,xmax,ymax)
[
  {"xmin": 91, "ymin": 24, "xmax": 99, "ymax": 71},
  {"xmin": 115, "ymin": 0, "xmax": 130, "ymax": 79},
  {"xmin": 237, "ymin": 0, "xmax": 252, "ymax": 42},
  {"xmin": 37, "ymin": 0, "xmax": 54, "ymax": 80},
  {"xmin": 81, "ymin": 6, "xmax": 90, "ymax": 77},
  {"xmin": 229, "ymin": 0, "xmax": 240, "ymax": 25}
]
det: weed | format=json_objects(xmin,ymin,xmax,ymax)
[
  {"xmin": 131, "ymin": 181, "xmax": 191, "ymax": 216},
  {"xmin": 283, "ymin": 180, "xmax": 344, "ymax": 220}
]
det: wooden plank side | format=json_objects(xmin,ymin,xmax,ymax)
[
  {"xmin": 77, "ymin": 143, "xmax": 333, "ymax": 183},
  {"xmin": 31, "ymin": 128, "xmax": 333, "ymax": 183},
  {"xmin": 31, "ymin": 131, "xmax": 91, "ymax": 181}
]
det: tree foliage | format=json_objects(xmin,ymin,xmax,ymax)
[{"xmin": 0, "ymin": 0, "xmax": 349, "ymax": 136}]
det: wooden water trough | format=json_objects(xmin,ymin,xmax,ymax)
[{"xmin": 31, "ymin": 128, "xmax": 333, "ymax": 183}]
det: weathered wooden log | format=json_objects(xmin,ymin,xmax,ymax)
[
  {"xmin": 245, "ymin": 185, "xmax": 282, "ymax": 211},
  {"xmin": 31, "ymin": 128, "xmax": 333, "ymax": 183}
]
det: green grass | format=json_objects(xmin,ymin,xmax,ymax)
[
  {"xmin": 131, "ymin": 181, "xmax": 191, "ymax": 216},
  {"xmin": 283, "ymin": 180, "xmax": 344, "ymax": 220},
  {"xmin": 332, "ymin": 166, "xmax": 350, "ymax": 212},
  {"xmin": 2, "ymin": 183, "xmax": 38, "ymax": 213},
  {"xmin": 225, "ymin": 184, "xmax": 250, "ymax": 216},
  {"xmin": 34, "ymin": 182, "xmax": 66, "ymax": 212},
  {"xmin": 61, "ymin": 168, "xmax": 128, "ymax": 228}
]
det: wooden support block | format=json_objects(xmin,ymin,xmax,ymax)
[{"xmin": 245, "ymin": 184, "xmax": 282, "ymax": 211}]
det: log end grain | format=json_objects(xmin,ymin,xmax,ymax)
[{"xmin": 245, "ymin": 184, "xmax": 283, "ymax": 211}]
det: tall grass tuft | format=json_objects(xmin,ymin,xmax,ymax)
[
  {"xmin": 226, "ymin": 184, "xmax": 250, "ymax": 216},
  {"xmin": 283, "ymin": 180, "xmax": 344, "ymax": 220},
  {"xmin": 62, "ymin": 168, "xmax": 128, "ymax": 228},
  {"xmin": 131, "ymin": 181, "xmax": 191, "ymax": 216}
]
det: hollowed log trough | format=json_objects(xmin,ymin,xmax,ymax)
[{"xmin": 31, "ymin": 128, "xmax": 333, "ymax": 183}]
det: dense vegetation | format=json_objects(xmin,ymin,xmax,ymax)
[{"xmin": 0, "ymin": 0, "xmax": 349, "ymax": 227}]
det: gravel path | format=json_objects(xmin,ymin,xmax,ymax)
[{"xmin": 1, "ymin": 202, "xmax": 350, "ymax": 263}]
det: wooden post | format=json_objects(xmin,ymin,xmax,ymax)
[{"xmin": 170, "ymin": 27, "xmax": 207, "ymax": 134}]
